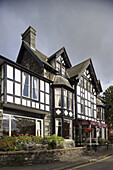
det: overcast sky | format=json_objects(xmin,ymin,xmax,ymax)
[{"xmin": 0, "ymin": 0, "xmax": 113, "ymax": 92}]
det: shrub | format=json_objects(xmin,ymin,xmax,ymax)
[
  {"xmin": 44, "ymin": 134, "xmax": 64, "ymax": 149},
  {"xmin": 0, "ymin": 134, "xmax": 64, "ymax": 151},
  {"xmin": 98, "ymin": 138, "xmax": 110, "ymax": 145},
  {"xmin": 109, "ymin": 134, "xmax": 113, "ymax": 143}
]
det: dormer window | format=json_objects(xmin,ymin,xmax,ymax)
[
  {"xmin": 56, "ymin": 62, "xmax": 60, "ymax": 72},
  {"xmin": 55, "ymin": 56, "xmax": 66, "ymax": 76}
]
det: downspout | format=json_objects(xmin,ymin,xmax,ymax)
[{"xmin": 74, "ymin": 82, "xmax": 78, "ymax": 147}]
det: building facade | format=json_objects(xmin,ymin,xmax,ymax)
[{"xmin": 0, "ymin": 26, "xmax": 107, "ymax": 146}]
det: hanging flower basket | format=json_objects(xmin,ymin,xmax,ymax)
[{"xmin": 85, "ymin": 127, "xmax": 94, "ymax": 133}]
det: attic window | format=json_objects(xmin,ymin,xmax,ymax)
[{"xmin": 56, "ymin": 62, "xmax": 60, "ymax": 72}]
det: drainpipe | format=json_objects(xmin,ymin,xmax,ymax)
[
  {"xmin": 74, "ymin": 82, "xmax": 78, "ymax": 147},
  {"xmin": 89, "ymin": 124, "xmax": 92, "ymax": 146},
  {"xmin": 96, "ymin": 126, "xmax": 98, "ymax": 145}
]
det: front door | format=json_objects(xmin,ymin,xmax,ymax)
[{"xmin": 64, "ymin": 119, "xmax": 72, "ymax": 139}]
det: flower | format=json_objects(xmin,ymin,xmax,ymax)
[
  {"xmin": 13, "ymin": 135, "xmax": 15, "ymax": 137},
  {"xmin": 21, "ymin": 134, "xmax": 23, "ymax": 136},
  {"xmin": 85, "ymin": 127, "xmax": 94, "ymax": 133}
]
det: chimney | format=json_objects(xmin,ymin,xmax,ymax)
[{"xmin": 21, "ymin": 26, "xmax": 36, "ymax": 50}]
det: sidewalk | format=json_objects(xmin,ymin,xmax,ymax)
[{"xmin": 0, "ymin": 149, "xmax": 113, "ymax": 170}]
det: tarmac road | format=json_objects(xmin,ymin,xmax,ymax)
[{"xmin": 71, "ymin": 155, "xmax": 113, "ymax": 170}]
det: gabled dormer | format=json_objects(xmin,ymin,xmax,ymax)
[{"xmin": 48, "ymin": 47, "xmax": 72, "ymax": 77}]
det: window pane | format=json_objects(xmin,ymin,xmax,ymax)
[
  {"xmin": 45, "ymin": 82, "xmax": 49, "ymax": 93},
  {"xmin": 11, "ymin": 116, "xmax": 35, "ymax": 136},
  {"xmin": 56, "ymin": 119, "xmax": 62, "ymax": 136},
  {"xmin": 3, "ymin": 114, "xmax": 9, "ymax": 136},
  {"xmin": 7, "ymin": 65, "xmax": 13, "ymax": 79},
  {"xmin": 23, "ymin": 73, "xmax": 30, "ymax": 97},
  {"xmin": 15, "ymin": 97, "xmax": 21, "ymax": 105},
  {"xmin": 32, "ymin": 77, "xmax": 38, "ymax": 100},
  {"xmin": 15, "ymin": 83, "xmax": 21, "ymax": 96},
  {"xmin": 40, "ymin": 92, "xmax": 44, "ymax": 103},
  {"xmin": 56, "ymin": 62, "xmax": 60, "ymax": 72},
  {"xmin": 15, "ymin": 68, "xmax": 21, "ymax": 82},
  {"xmin": 7, "ymin": 80, "xmax": 13, "ymax": 94},
  {"xmin": 7, "ymin": 95, "xmax": 13, "ymax": 103},
  {"xmin": 45, "ymin": 94, "xmax": 49, "ymax": 104},
  {"xmin": 55, "ymin": 88, "xmax": 61, "ymax": 107},
  {"xmin": 63, "ymin": 89, "xmax": 67, "ymax": 108},
  {"xmin": 40, "ymin": 80, "xmax": 44, "ymax": 91}
]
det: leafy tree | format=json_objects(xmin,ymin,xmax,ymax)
[{"xmin": 103, "ymin": 86, "xmax": 113, "ymax": 130}]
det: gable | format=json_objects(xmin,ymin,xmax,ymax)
[
  {"xmin": 48, "ymin": 47, "xmax": 72, "ymax": 69},
  {"xmin": 16, "ymin": 42, "xmax": 44, "ymax": 76},
  {"xmin": 67, "ymin": 58, "xmax": 102, "ymax": 94}
]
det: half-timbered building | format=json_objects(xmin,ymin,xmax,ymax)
[{"xmin": 0, "ymin": 26, "xmax": 107, "ymax": 146}]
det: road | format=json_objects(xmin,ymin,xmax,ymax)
[
  {"xmin": 71, "ymin": 155, "xmax": 113, "ymax": 170},
  {"xmin": 1, "ymin": 155, "xmax": 113, "ymax": 170}
]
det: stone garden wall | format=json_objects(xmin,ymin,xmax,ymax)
[{"xmin": 0, "ymin": 147, "xmax": 86, "ymax": 167}]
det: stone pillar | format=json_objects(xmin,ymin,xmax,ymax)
[
  {"xmin": 0, "ymin": 109, "xmax": 3, "ymax": 139},
  {"xmin": 44, "ymin": 113, "xmax": 51, "ymax": 136}
]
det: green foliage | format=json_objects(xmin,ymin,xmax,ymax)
[
  {"xmin": 32, "ymin": 136, "xmax": 43, "ymax": 144},
  {"xmin": 44, "ymin": 134, "xmax": 64, "ymax": 149},
  {"xmin": 0, "ymin": 134, "xmax": 64, "ymax": 151},
  {"xmin": 103, "ymin": 86, "xmax": 113, "ymax": 130},
  {"xmin": 98, "ymin": 138, "xmax": 110, "ymax": 145},
  {"xmin": 108, "ymin": 134, "xmax": 113, "ymax": 143}
]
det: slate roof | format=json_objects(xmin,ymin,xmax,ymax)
[
  {"xmin": 96, "ymin": 98, "xmax": 104, "ymax": 106},
  {"xmin": 23, "ymin": 41, "xmax": 54, "ymax": 69},
  {"xmin": 67, "ymin": 58, "xmax": 91, "ymax": 78},
  {"xmin": 53, "ymin": 75, "xmax": 73, "ymax": 89}
]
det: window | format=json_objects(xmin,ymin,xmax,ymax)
[
  {"xmin": 55, "ymin": 119, "xmax": 62, "ymax": 136},
  {"xmin": 7, "ymin": 65, "xmax": 13, "ymax": 79},
  {"xmin": 40, "ymin": 80, "xmax": 44, "ymax": 91},
  {"xmin": 68, "ymin": 92, "xmax": 72, "ymax": 110},
  {"xmin": 3, "ymin": 114, "xmax": 9, "ymax": 136},
  {"xmin": 55, "ymin": 88, "xmax": 61, "ymax": 107},
  {"xmin": 45, "ymin": 94, "xmax": 49, "ymax": 104},
  {"xmin": 56, "ymin": 62, "xmax": 60, "ymax": 72},
  {"xmin": 15, "ymin": 68, "xmax": 21, "ymax": 82},
  {"xmin": 62, "ymin": 66, "xmax": 65, "ymax": 75},
  {"xmin": 40, "ymin": 92, "xmax": 44, "ymax": 103},
  {"xmin": 23, "ymin": 73, "xmax": 30, "ymax": 97},
  {"xmin": 32, "ymin": 77, "xmax": 39, "ymax": 100},
  {"xmin": 45, "ymin": 82, "xmax": 49, "ymax": 93},
  {"xmin": 7, "ymin": 80, "xmax": 13, "ymax": 94},
  {"xmin": 15, "ymin": 83, "xmax": 21, "ymax": 96},
  {"xmin": 81, "ymin": 99, "xmax": 84, "ymax": 114},
  {"xmin": 63, "ymin": 89, "xmax": 67, "ymax": 108}
]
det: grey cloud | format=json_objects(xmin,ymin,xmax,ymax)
[{"xmin": 0, "ymin": 0, "xmax": 113, "ymax": 90}]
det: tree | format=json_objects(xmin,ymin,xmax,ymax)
[{"xmin": 103, "ymin": 86, "xmax": 113, "ymax": 130}]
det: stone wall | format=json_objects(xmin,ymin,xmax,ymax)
[
  {"xmin": 19, "ymin": 49, "xmax": 44, "ymax": 76},
  {"xmin": 0, "ymin": 147, "xmax": 86, "ymax": 167}
]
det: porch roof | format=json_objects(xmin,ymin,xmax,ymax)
[{"xmin": 77, "ymin": 120, "xmax": 107, "ymax": 128}]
